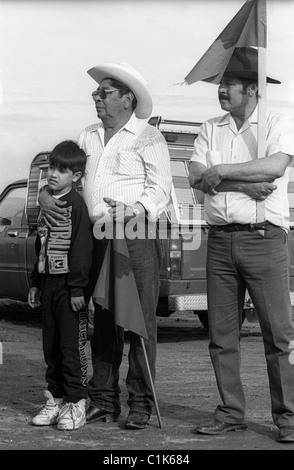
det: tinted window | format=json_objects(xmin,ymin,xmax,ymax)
[
  {"xmin": 171, "ymin": 160, "xmax": 196, "ymax": 204},
  {"xmin": 0, "ymin": 187, "xmax": 26, "ymax": 223}
]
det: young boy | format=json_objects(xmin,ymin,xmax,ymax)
[{"xmin": 28, "ymin": 140, "xmax": 93, "ymax": 431}]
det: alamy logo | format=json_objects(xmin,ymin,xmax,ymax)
[{"xmin": 92, "ymin": 205, "xmax": 203, "ymax": 251}]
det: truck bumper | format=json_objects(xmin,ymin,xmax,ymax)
[
  {"xmin": 169, "ymin": 291, "xmax": 294, "ymax": 312},
  {"xmin": 169, "ymin": 294, "xmax": 207, "ymax": 311}
]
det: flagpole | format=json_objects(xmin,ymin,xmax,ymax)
[
  {"xmin": 256, "ymin": 0, "xmax": 267, "ymax": 222},
  {"xmin": 257, "ymin": 48, "xmax": 267, "ymax": 161},
  {"xmin": 140, "ymin": 336, "xmax": 162, "ymax": 428}
]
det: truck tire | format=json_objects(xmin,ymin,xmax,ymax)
[
  {"xmin": 156, "ymin": 297, "xmax": 170, "ymax": 317},
  {"xmin": 196, "ymin": 311, "xmax": 209, "ymax": 330}
]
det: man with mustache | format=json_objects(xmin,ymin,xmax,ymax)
[{"xmin": 189, "ymin": 47, "xmax": 294, "ymax": 443}]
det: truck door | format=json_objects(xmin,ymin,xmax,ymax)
[{"xmin": 0, "ymin": 182, "xmax": 28, "ymax": 300}]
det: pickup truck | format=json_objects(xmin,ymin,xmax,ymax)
[{"xmin": 1, "ymin": 116, "xmax": 294, "ymax": 329}]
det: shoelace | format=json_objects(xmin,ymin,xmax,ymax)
[
  {"xmin": 38, "ymin": 401, "xmax": 59, "ymax": 415},
  {"xmin": 58, "ymin": 402, "xmax": 81, "ymax": 428}
]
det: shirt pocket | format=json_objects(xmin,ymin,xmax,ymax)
[
  {"xmin": 206, "ymin": 150, "xmax": 222, "ymax": 167},
  {"xmin": 114, "ymin": 151, "xmax": 143, "ymax": 176}
]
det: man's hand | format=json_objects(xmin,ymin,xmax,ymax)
[
  {"xmin": 103, "ymin": 197, "xmax": 143, "ymax": 222},
  {"xmin": 188, "ymin": 161, "xmax": 207, "ymax": 189},
  {"xmin": 242, "ymin": 182, "xmax": 277, "ymax": 200},
  {"xmin": 71, "ymin": 296, "xmax": 86, "ymax": 312},
  {"xmin": 38, "ymin": 187, "xmax": 70, "ymax": 227},
  {"xmin": 200, "ymin": 165, "xmax": 222, "ymax": 195}
]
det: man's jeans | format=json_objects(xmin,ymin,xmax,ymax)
[
  {"xmin": 207, "ymin": 224, "xmax": 294, "ymax": 428},
  {"xmin": 88, "ymin": 236, "xmax": 161, "ymax": 416}
]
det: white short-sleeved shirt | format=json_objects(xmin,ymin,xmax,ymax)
[
  {"xmin": 190, "ymin": 107, "xmax": 294, "ymax": 230},
  {"xmin": 78, "ymin": 113, "xmax": 172, "ymax": 223}
]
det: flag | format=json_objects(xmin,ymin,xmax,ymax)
[
  {"xmin": 184, "ymin": 0, "xmax": 266, "ymax": 85},
  {"xmin": 92, "ymin": 235, "xmax": 149, "ymax": 339}
]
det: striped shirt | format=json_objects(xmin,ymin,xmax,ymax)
[{"xmin": 78, "ymin": 113, "xmax": 172, "ymax": 222}]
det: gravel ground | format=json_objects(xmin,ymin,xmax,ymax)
[{"xmin": 0, "ymin": 300, "xmax": 292, "ymax": 459}]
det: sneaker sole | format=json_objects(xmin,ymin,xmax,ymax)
[
  {"xmin": 57, "ymin": 418, "xmax": 86, "ymax": 431},
  {"xmin": 32, "ymin": 418, "xmax": 59, "ymax": 426}
]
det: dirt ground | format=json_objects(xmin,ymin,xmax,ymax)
[{"xmin": 0, "ymin": 299, "xmax": 292, "ymax": 457}]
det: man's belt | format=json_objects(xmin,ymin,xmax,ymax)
[{"xmin": 210, "ymin": 221, "xmax": 271, "ymax": 232}]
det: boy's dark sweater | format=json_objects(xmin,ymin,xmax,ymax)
[{"xmin": 31, "ymin": 188, "xmax": 93, "ymax": 298}]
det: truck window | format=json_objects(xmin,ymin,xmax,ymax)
[
  {"xmin": 0, "ymin": 187, "xmax": 26, "ymax": 223},
  {"xmin": 289, "ymin": 174, "xmax": 294, "ymax": 226},
  {"xmin": 288, "ymin": 175, "xmax": 294, "ymax": 208},
  {"xmin": 171, "ymin": 161, "xmax": 195, "ymax": 204},
  {"xmin": 171, "ymin": 160, "xmax": 204, "ymax": 205}
]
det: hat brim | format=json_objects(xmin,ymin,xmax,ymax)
[
  {"xmin": 223, "ymin": 70, "xmax": 281, "ymax": 84},
  {"xmin": 87, "ymin": 63, "xmax": 153, "ymax": 119}
]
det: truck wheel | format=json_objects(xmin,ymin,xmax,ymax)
[
  {"xmin": 156, "ymin": 298, "xmax": 170, "ymax": 317},
  {"xmin": 196, "ymin": 311, "xmax": 209, "ymax": 330}
]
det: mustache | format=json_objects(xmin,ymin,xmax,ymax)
[{"xmin": 218, "ymin": 94, "xmax": 228, "ymax": 100}]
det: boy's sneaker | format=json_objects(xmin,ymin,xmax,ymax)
[
  {"xmin": 32, "ymin": 390, "xmax": 64, "ymax": 426},
  {"xmin": 57, "ymin": 398, "xmax": 86, "ymax": 431}
]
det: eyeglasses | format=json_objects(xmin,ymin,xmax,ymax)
[{"xmin": 91, "ymin": 88, "xmax": 119, "ymax": 100}]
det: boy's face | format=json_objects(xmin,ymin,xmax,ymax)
[{"xmin": 47, "ymin": 165, "xmax": 81, "ymax": 196}]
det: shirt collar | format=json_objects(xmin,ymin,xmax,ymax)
[
  {"xmin": 217, "ymin": 113, "xmax": 230, "ymax": 127},
  {"xmin": 217, "ymin": 106, "xmax": 258, "ymax": 127},
  {"xmin": 248, "ymin": 106, "xmax": 258, "ymax": 124},
  {"xmin": 89, "ymin": 112, "xmax": 138, "ymax": 135},
  {"xmin": 119, "ymin": 112, "xmax": 138, "ymax": 135}
]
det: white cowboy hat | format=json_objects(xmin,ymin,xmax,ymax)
[{"xmin": 87, "ymin": 62, "xmax": 153, "ymax": 119}]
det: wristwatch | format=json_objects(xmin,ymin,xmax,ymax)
[
  {"xmin": 126, "ymin": 205, "xmax": 140, "ymax": 218},
  {"xmin": 132, "ymin": 207, "xmax": 140, "ymax": 217}
]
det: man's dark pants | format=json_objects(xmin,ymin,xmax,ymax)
[
  {"xmin": 207, "ymin": 223, "xmax": 294, "ymax": 428},
  {"xmin": 87, "ymin": 233, "xmax": 162, "ymax": 416}
]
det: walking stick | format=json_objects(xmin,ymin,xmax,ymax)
[{"xmin": 140, "ymin": 336, "xmax": 162, "ymax": 429}]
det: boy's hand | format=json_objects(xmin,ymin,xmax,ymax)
[
  {"xmin": 28, "ymin": 287, "xmax": 41, "ymax": 308},
  {"xmin": 71, "ymin": 296, "xmax": 86, "ymax": 312}
]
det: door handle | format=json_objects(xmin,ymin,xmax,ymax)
[{"xmin": 7, "ymin": 230, "xmax": 18, "ymax": 237}]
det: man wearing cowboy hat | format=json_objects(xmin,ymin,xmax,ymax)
[
  {"xmin": 189, "ymin": 47, "xmax": 294, "ymax": 443},
  {"xmin": 80, "ymin": 62, "xmax": 171, "ymax": 430},
  {"xmin": 39, "ymin": 62, "xmax": 172, "ymax": 430}
]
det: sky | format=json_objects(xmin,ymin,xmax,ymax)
[{"xmin": 1, "ymin": 0, "xmax": 294, "ymax": 192}]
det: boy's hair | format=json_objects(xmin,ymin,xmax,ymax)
[{"xmin": 49, "ymin": 140, "xmax": 87, "ymax": 175}]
